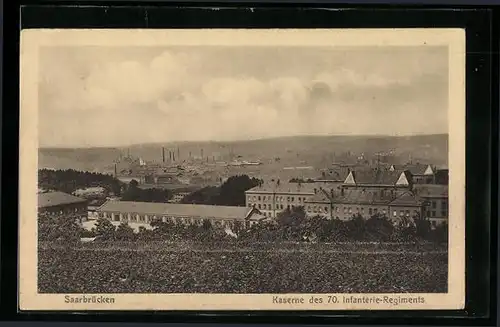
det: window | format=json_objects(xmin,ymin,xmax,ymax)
[
  {"xmin": 432, "ymin": 201, "xmax": 437, "ymax": 209},
  {"xmin": 405, "ymin": 210, "xmax": 410, "ymax": 216},
  {"xmin": 369, "ymin": 208, "xmax": 372, "ymax": 215},
  {"xmin": 325, "ymin": 207, "xmax": 329, "ymax": 212},
  {"xmin": 432, "ymin": 211, "xmax": 436, "ymax": 217},
  {"xmin": 348, "ymin": 207, "xmax": 352, "ymax": 214},
  {"xmin": 432, "ymin": 221, "xmax": 437, "ymax": 227},
  {"xmin": 287, "ymin": 197, "xmax": 290, "ymax": 201},
  {"xmin": 374, "ymin": 208, "xmax": 378, "ymax": 214},
  {"xmin": 248, "ymin": 203, "xmax": 252, "ymax": 207},
  {"xmin": 287, "ymin": 205, "xmax": 290, "ymax": 209},
  {"xmin": 258, "ymin": 196, "xmax": 261, "ymax": 201},
  {"xmin": 400, "ymin": 211, "xmax": 404, "ymax": 216},
  {"xmin": 291, "ymin": 197, "xmax": 295, "ymax": 202},
  {"xmin": 441, "ymin": 201, "xmax": 447, "ymax": 209},
  {"xmin": 393, "ymin": 211, "xmax": 397, "ymax": 217},
  {"xmin": 441, "ymin": 210, "xmax": 447, "ymax": 217},
  {"xmin": 361, "ymin": 208, "xmax": 365, "ymax": 213},
  {"xmin": 383, "ymin": 209, "xmax": 386, "ymax": 214},
  {"xmin": 426, "ymin": 211, "xmax": 431, "ymax": 217},
  {"xmin": 258, "ymin": 204, "xmax": 261, "ymax": 209},
  {"xmin": 280, "ymin": 204, "xmax": 284, "ymax": 209}
]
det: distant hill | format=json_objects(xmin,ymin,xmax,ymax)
[{"xmin": 39, "ymin": 134, "xmax": 448, "ymax": 173}]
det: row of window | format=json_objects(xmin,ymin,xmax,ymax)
[
  {"xmin": 43, "ymin": 207, "xmax": 86, "ymax": 216},
  {"xmin": 430, "ymin": 200, "xmax": 448, "ymax": 209},
  {"xmin": 426, "ymin": 210, "xmax": 448, "ymax": 218},
  {"xmin": 100, "ymin": 212, "xmax": 241, "ymax": 228},
  {"xmin": 247, "ymin": 195, "xmax": 311, "ymax": 203}
]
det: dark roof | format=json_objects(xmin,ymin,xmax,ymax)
[
  {"xmin": 306, "ymin": 190, "xmax": 331, "ymax": 203},
  {"xmin": 333, "ymin": 189, "xmax": 423, "ymax": 207},
  {"xmin": 38, "ymin": 191, "xmax": 87, "ymax": 208},
  {"xmin": 348, "ymin": 169, "xmax": 408, "ymax": 186},
  {"xmin": 403, "ymin": 164, "xmax": 433, "ymax": 175},
  {"xmin": 97, "ymin": 201, "xmax": 259, "ymax": 221},
  {"xmin": 246, "ymin": 181, "xmax": 317, "ymax": 194},
  {"xmin": 389, "ymin": 192, "xmax": 424, "ymax": 207},
  {"xmin": 413, "ymin": 184, "xmax": 448, "ymax": 198},
  {"xmin": 320, "ymin": 165, "xmax": 352, "ymax": 181},
  {"xmin": 333, "ymin": 188, "xmax": 396, "ymax": 205}
]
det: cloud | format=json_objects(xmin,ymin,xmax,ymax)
[{"xmin": 39, "ymin": 46, "xmax": 448, "ymax": 147}]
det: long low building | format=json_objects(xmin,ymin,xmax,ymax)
[
  {"xmin": 96, "ymin": 201, "xmax": 268, "ymax": 229},
  {"xmin": 38, "ymin": 191, "xmax": 88, "ymax": 223}
]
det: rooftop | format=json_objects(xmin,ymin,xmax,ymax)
[
  {"xmin": 97, "ymin": 201, "xmax": 258, "ymax": 220},
  {"xmin": 333, "ymin": 189, "xmax": 423, "ymax": 207},
  {"xmin": 413, "ymin": 184, "xmax": 449, "ymax": 198},
  {"xmin": 38, "ymin": 191, "xmax": 87, "ymax": 208},
  {"xmin": 345, "ymin": 169, "xmax": 411, "ymax": 186},
  {"xmin": 245, "ymin": 181, "xmax": 318, "ymax": 194}
]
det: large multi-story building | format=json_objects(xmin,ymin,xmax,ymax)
[
  {"xmin": 245, "ymin": 181, "xmax": 319, "ymax": 218},
  {"xmin": 389, "ymin": 163, "xmax": 435, "ymax": 184},
  {"xmin": 96, "ymin": 201, "xmax": 268, "ymax": 229},
  {"xmin": 38, "ymin": 191, "xmax": 88, "ymax": 224},
  {"xmin": 413, "ymin": 184, "xmax": 448, "ymax": 227},
  {"xmin": 329, "ymin": 169, "xmax": 424, "ymax": 221}
]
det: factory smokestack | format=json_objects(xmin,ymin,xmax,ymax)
[
  {"xmin": 189, "ymin": 151, "xmax": 192, "ymax": 159},
  {"xmin": 173, "ymin": 152, "xmax": 176, "ymax": 162},
  {"xmin": 162, "ymin": 147, "xmax": 165, "ymax": 163},
  {"xmin": 169, "ymin": 151, "xmax": 172, "ymax": 161},
  {"xmin": 201, "ymin": 149, "xmax": 204, "ymax": 159},
  {"xmin": 177, "ymin": 147, "xmax": 180, "ymax": 161},
  {"xmin": 114, "ymin": 163, "xmax": 117, "ymax": 177}
]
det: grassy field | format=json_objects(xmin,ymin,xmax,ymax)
[{"xmin": 38, "ymin": 242, "xmax": 448, "ymax": 294}]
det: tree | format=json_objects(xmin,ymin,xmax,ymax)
[
  {"xmin": 432, "ymin": 222, "xmax": 448, "ymax": 243},
  {"xmin": 393, "ymin": 216, "xmax": 417, "ymax": 242},
  {"xmin": 38, "ymin": 213, "xmax": 81, "ymax": 244},
  {"xmin": 346, "ymin": 214, "xmax": 367, "ymax": 241},
  {"xmin": 216, "ymin": 175, "xmax": 262, "ymax": 206},
  {"xmin": 115, "ymin": 222, "xmax": 136, "ymax": 241},
  {"xmin": 121, "ymin": 180, "xmax": 172, "ymax": 203},
  {"xmin": 365, "ymin": 214, "xmax": 394, "ymax": 242},
  {"xmin": 94, "ymin": 218, "xmax": 116, "ymax": 240},
  {"xmin": 414, "ymin": 213, "xmax": 431, "ymax": 240}
]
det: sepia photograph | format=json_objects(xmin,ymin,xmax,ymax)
[{"xmin": 19, "ymin": 28, "xmax": 465, "ymax": 311}]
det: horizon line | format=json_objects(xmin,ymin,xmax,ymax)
[{"xmin": 39, "ymin": 132, "xmax": 449, "ymax": 150}]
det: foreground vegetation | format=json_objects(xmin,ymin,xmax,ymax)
[{"xmin": 38, "ymin": 245, "xmax": 447, "ymax": 294}]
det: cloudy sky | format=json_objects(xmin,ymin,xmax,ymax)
[{"xmin": 39, "ymin": 45, "xmax": 448, "ymax": 148}]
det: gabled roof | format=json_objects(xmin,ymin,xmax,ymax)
[
  {"xmin": 344, "ymin": 169, "xmax": 411, "ymax": 187},
  {"xmin": 403, "ymin": 164, "xmax": 434, "ymax": 176},
  {"xmin": 38, "ymin": 191, "xmax": 87, "ymax": 208},
  {"xmin": 413, "ymin": 184, "xmax": 449, "ymax": 198},
  {"xmin": 389, "ymin": 192, "xmax": 424, "ymax": 207},
  {"xmin": 97, "ymin": 201, "xmax": 257, "ymax": 221}
]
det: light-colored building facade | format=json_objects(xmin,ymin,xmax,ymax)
[
  {"xmin": 96, "ymin": 201, "xmax": 267, "ymax": 229},
  {"xmin": 413, "ymin": 184, "xmax": 448, "ymax": 226},
  {"xmin": 245, "ymin": 182, "xmax": 319, "ymax": 218}
]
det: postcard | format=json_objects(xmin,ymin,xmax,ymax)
[{"xmin": 19, "ymin": 28, "xmax": 465, "ymax": 311}]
